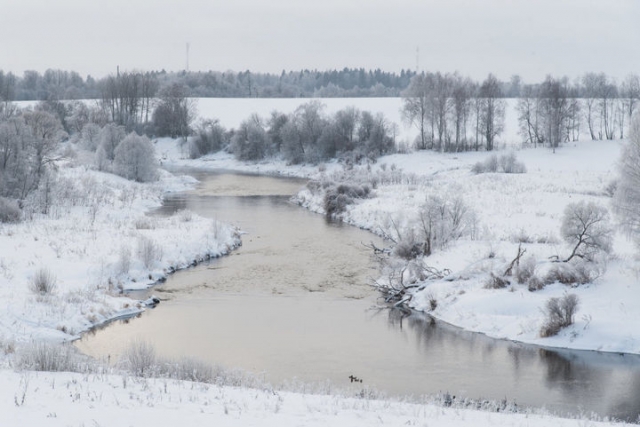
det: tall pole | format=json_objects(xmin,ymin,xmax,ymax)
[{"xmin": 186, "ymin": 43, "xmax": 190, "ymax": 72}]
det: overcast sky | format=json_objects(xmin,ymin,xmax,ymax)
[{"xmin": 1, "ymin": 0, "xmax": 639, "ymax": 82}]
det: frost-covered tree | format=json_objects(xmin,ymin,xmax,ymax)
[
  {"xmin": 281, "ymin": 101, "xmax": 326, "ymax": 164},
  {"xmin": 190, "ymin": 119, "xmax": 227, "ymax": 158},
  {"xmin": 81, "ymin": 122, "xmax": 101, "ymax": 151},
  {"xmin": 113, "ymin": 133, "xmax": 158, "ymax": 182},
  {"xmin": 615, "ymin": 117, "xmax": 640, "ymax": 239},
  {"xmin": 23, "ymin": 110, "xmax": 66, "ymax": 177},
  {"xmin": 401, "ymin": 73, "xmax": 430, "ymax": 150},
  {"xmin": 230, "ymin": 114, "xmax": 269, "ymax": 161},
  {"xmin": 98, "ymin": 123, "xmax": 126, "ymax": 161},
  {"xmin": 152, "ymin": 83, "xmax": 196, "ymax": 139},
  {"xmin": 561, "ymin": 201, "xmax": 613, "ymax": 262},
  {"xmin": 478, "ymin": 74, "xmax": 505, "ymax": 151}
]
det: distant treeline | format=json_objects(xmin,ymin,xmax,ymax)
[
  {"xmin": 1, "ymin": 67, "xmax": 638, "ymax": 103},
  {"xmin": 0, "ymin": 68, "xmax": 417, "ymax": 101}
]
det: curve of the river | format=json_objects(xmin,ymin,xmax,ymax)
[{"xmin": 75, "ymin": 171, "xmax": 640, "ymax": 422}]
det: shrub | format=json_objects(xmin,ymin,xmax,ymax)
[
  {"xmin": 29, "ymin": 267, "xmax": 57, "ymax": 295},
  {"xmin": 515, "ymin": 255, "xmax": 537, "ymax": 284},
  {"xmin": 527, "ymin": 275, "xmax": 545, "ymax": 292},
  {"xmin": 472, "ymin": 153, "xmax": 526, "ymax": 174},
  {"xmin": 121, "ymin": 340, "xmax": 157, "ymax": 377},
  {"xmin": 113, "ymin": 133, "xmax": 159, "ymax": 183},
  {"xmin": 137, "ymin": 236, "xmax": 162, "ymax": 269},
  {"xmin": 134, "ymin": 217, "xmax": 156, "ymax": 230},
  {"xmin": 323, "ymin": 183, "xmax": 371, "ymax": 218},
  {"xmin": 16, "ymin": 343, "xmax": 81, "ymax": 372},
  {"xmin": 116, "ymin": 246, "xmax": 132, "ymax": 275},
  {"xmin": 485, "ymin": 273, "xmax": 510, "ymax": 289},
  {"xmin": 175, "ymin": 209, "xmax": 193, "ymax": 222},
  {"xmin": 0, "ymin": 197, "xmax": 21, "ymax": 223},
  {"xmin": 543, "ymin": 263, "xmax": 591, "ymax": 286},
  {"xmin": 540, "ymin": 293, "xmax": 579, "ymax": 337}
]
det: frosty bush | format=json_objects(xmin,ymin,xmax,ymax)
[
  {"xmin": 166, "ymin": 357, "xmax": 215, "ymax": 383},
  {"xmin": 543, "ymin": 263, "xmax": 592, "ymax": 286},
  {"xmin": 137, "ymin": 236, "xmax": 162, "ymax": 269},
  {"xmin": 484, "ymin": 273, "xmax": 510, "ymax": 289},
  {"xmin": 540, "ymin": 294, "xmax": 579, "ymax": 337},
  {"xmin": 499, "ymin": 152, "xmax": 527, "ymax": 173},
  {"xmin": 323, "ymin": 182, "xmax": 371, "ymax": 218},
  {"xmin": 113, "ymin": 132, "xmax": 158, "ymax": 183},
  {"xmin": 121, "ymin": 340, "xmax": 157, "ymax": 377},
  {"xmin": 29, "ymin": 267, "xmax": 57, "ymax": 295},
  {"xmin": 190, "ymin": 119, "xmax": 228, "ymax": 158},
  {"xmin": 515, "ymin": 255, "xmax": 537, "ymax": 284},
  {"xmin": 231, "ymin": 115, "xmax": 270, "ymax": 161},
  {"xmin": 472, "ymin": 152, "xmax": 526, "ymax": 174},
  {"xmin": 117, "ymin": 246, "xmax": 132, "ymax": 275},
  {"xmin": 16, "ymin": 342, "xmax": 83, "ymax": 372},
  {"xmin": 81, "ymin": 123, "xmax": 102, "ymax": 151},
  {"xmin": 0, "ymin": 196, "xmax": 21, "ymax": 223},
  {"xmin": 527, "ymin": 275, "xmax": 545, "ymax": 292}
]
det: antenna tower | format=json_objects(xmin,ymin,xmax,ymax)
[{"xmin": 186, "ymin": 43, "xmax": 190, "ymax": 72}]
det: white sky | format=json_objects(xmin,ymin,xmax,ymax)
[{"xmin": 1, "ymin": 0, "xmax": 639, "ymax": 83}]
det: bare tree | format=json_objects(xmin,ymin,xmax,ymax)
[
  {"xmin": 401, "ymin": 73, "xmax": 430, "ymax": 150},
  {"xmin": 152, "ymin": 83, "xmax": 196, "ymax": 139},
  {"xmin": 230, "ymin": 114, "xmax": 269, "ymax": 161},
  {"xmin": 619, "ymin": 74, "xmax": 640, "ymax": 139},
  {"xmin": 478, "ymin": 74, "xmax": 505, "ymax": 151},
  {"xmin": 615, "ymin": 117, "xmax": 640, "ymax": 239},
  {"xmin": 561, "ymin": 201, "xmax": 613, "ymax": 262}
]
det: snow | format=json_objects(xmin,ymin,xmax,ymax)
[
  {"xmin": 1, "ymin": 97, "xmax": 636, "ymax": 426},
  {"xmin": 0, "ymin": 152, "xmax": 240, "ymax": 347},
  {"xmin": 0, "ymin": 370, "xmax": 628, "ymax": 427}
]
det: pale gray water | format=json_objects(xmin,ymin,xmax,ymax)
[{"xmin": 76, "ymin": 171, "xmax": 640, "ymax": 422}]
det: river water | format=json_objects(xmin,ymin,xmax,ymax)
[{"xmin": 75, "ymin": 171, "xmax": 640, "ymax": 422}]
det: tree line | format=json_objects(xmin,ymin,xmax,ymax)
[
  {"xmin": 0, "ymin": 68, "xmax": 417, "ymax": 102},
  {"xmin": 191, "ymin": 101, "xmax": 397, "ymax": 165},
  {"xmin": 401, "ymin": 72, "xmax": 640, "ymax": 152}
]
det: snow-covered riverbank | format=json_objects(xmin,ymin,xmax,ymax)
[{"xmin": 0, "ymin": 156, "xmax": 240, "ymax": 347}]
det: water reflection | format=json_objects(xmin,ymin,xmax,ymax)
[{"xmin": 387, "ymin": 308, "xmax": 640, "ymax": 421}]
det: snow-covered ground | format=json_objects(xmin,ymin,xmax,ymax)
[
  {"xmin": 2, "ymin": 369, "xmax": 628, "ymax": 426},
  {"xmin": 0, "ymin": 150, "xmax": 240, "ymax": 348}
]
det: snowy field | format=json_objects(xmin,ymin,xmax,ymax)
[{"xmin": 1, "ymin": 97, "xmax": 636, "ymax": 426}]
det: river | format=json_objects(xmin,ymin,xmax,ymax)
[{"xmin": 75, "ymin": 171, "xmax": 640, "ymax": 422}]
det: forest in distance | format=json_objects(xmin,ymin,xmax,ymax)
[{"xmin": 0, "ymin": 66, "xmax": 636, "ymax": 103}]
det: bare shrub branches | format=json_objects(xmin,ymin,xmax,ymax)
[
  {"xmin": 540, "ymin": 294, "xmax": 580, "ymax": 337},
  {"xmin": 29, "ymin": 267, "xmax": 57, "ymax": 295}
]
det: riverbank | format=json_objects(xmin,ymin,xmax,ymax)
[
  {"xmin": 157, "ymin": 137, "xmax": 640, "ymax": 356},
  {"xmin": 0, "ymin": 154, "xmax": 240, "ymax": 349}
]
